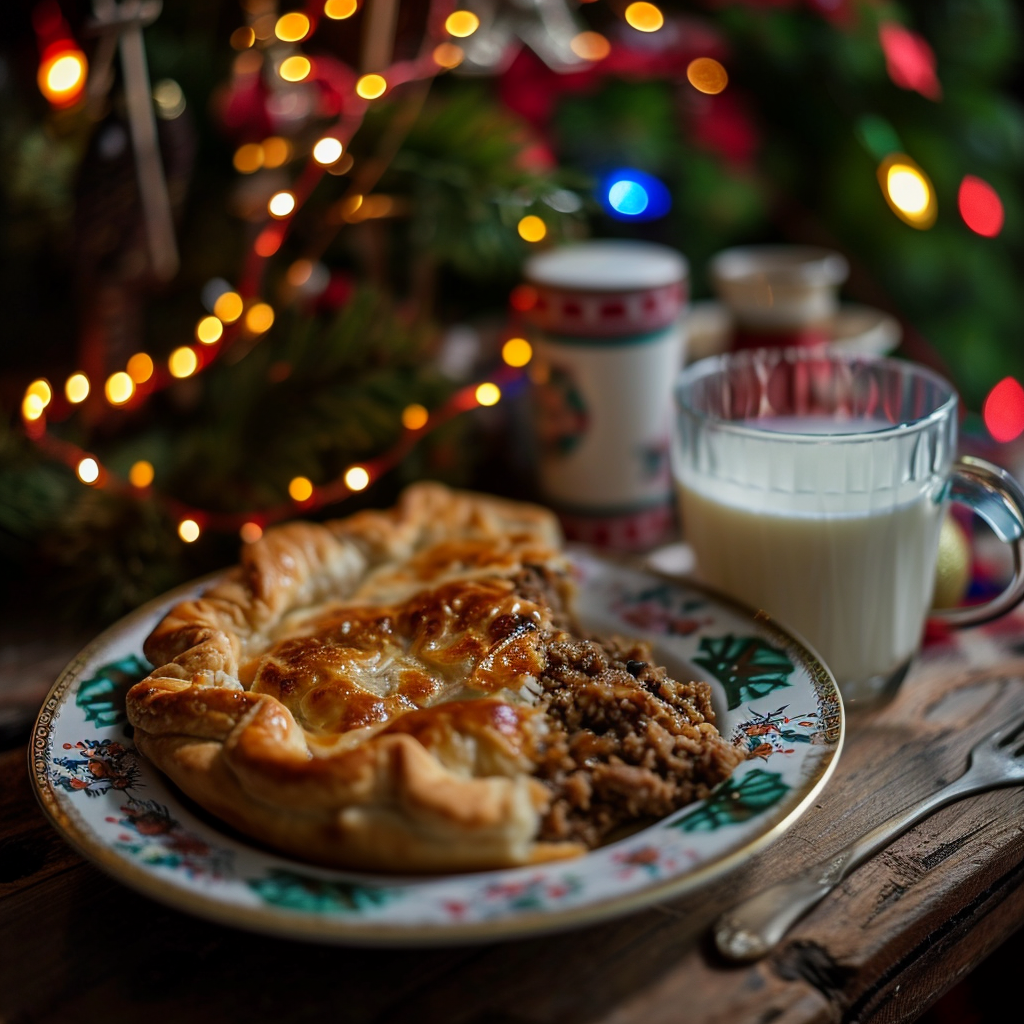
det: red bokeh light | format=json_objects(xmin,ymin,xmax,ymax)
[
  {"xmin": 983, "ymin": 377, "xmax": 1024, "ymax": 444},
  {"xmin": 254, "ymin": 228, "xmax": 282, "ymax": 257},
  {"xmin": 878, "ymin": 22, "xmax": 941, "ymax": 101},
  {"xmin": 509, "ymin": 285, "xmax": 538, "ymax": 312},
  {"xmin": 958, "ymin": 176, "xmax": 1004, "ymax": 238}
]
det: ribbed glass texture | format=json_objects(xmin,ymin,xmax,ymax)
[
  {"xmin": 674, "ymin": 350, "xmax": 956, "ymax": 516},
  {"xmin": 673, "ymin": 349, "xmax": 959, "ymax": 695}
]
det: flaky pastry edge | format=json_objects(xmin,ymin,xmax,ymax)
[{"xmin": 126, "ymin": 482, "xmax": 586, "ymax": 872}]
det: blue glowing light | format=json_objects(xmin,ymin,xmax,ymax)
[
  {"xmin": 608, "ymin": 180, "xmax": 649, "ymax": 215},
  {"xmin": 600, "ymin": 169, "xmax": 671, "ymax": 221}
]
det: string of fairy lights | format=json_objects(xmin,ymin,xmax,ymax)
[
  {"xmin": 22, "ymin": 0, "xmax": 1022, "ymax": 545},
  {"xmin": 23, "ymin": 0, "xmax": 686, "ymax": 545}
]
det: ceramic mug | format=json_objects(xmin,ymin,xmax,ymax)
[
  {"xmin": 673, "ymin": 348, "xmax": 1024, "ymax": 706},
  {"xmin": 525, "ymin": 240, "xmax": 688, "ymax": 550},
  {"xmin": 709, "ymin": 246, "xmax": 849, "ymax": 350}
]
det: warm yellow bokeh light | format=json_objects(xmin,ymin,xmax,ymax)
[
  {"xmin": 39, "ymin": 51, "xmax": 87, "ymax": 104},
  {"xmin": 169, "ymin": 347, "xmax": 199, "ymax": 378},
  {"xmin": 324, "ymin": 0, "xmax": 358, "ymax": 18},
  {"xmin": 279, "ymin": 55, "xmax": 312, "ymax": 82},
  {"xmin": 261, "ymin": 137, "xmax": 292, "ymax": 168},
  {"xmin": 445, "ymin": 11, "xmax": 480, "ymax": 37},
  {"xmin": 402, "ymin": 403, "xmax": 429, "ymax": 430},
  {"xmin": 312, "ymin": 137, "xmax": 344, "ymax": 165},
  {"xmin": 275, "ymin": 12, "xmax": 310, "ymax": 41},
  {"xmin": 230, "ymin": 26, "xmax": 255, "ymax": 49},
  {"xmin": 47, "ymin": 55, "xmax": 86, "ymax": 92},
  {"xmin": 246, "ymin": 303, "xmax": 275, "ymax": 334},
  {"xmin": 356, "ymin": 74, "xmax": 387, "ymax": 100},
  {"xmin": 475, "ymin": 382, "xmax": 501, "ymax": 406},
  {"xmin": 433, "ymin": 42, "xmax": 464, "ymax": 69},
  {"xmin": 517, "ymin": 215, "xmax": 547, "ymax": 242},
  {"xmin": 878, "ymin": 154, "xmax": 936, "ymax": 229},
  {"xmin": 502, "ymin": 337, "xmax": 533, "ymax": 367},
  {"xmin": 345, "ymin": 465, "xmax": 370, "ymax": 491},
  {"xmin": 65, "ymin": 373, "xmax": 90, "ymax": 404},
  {"xmin": 240, "ymin": 521, "xmax": 263, "ymax": 543},
  {"xmin": 331, "ymin": 153, "xmax": 355, "ymax": 175},
  {"xmin": 337, "ymin": 194, "xmax": 364, "ymax": 221},
  {"xmin": 268, "ymin": 191, "xmax": 296, "ymax": 218},
  {"xmin": 129, "ymin": 460, "xmax": 155, "ymax": 488},
  {"xmin": 570, "ymin": 32, "xmax": 611, "ymax": 61},
  {"xmin": 287, "ymin": 259, "xmax": 314, "ymax": 286},
  {"xmin": 289, "ymin": 476, "xmax": 314, "ymax": 501},
  {"xmin": 624, "ymin": 1, "xmax": 663, "ymax": 32},
  {"xmin": 77, "ymin": 457, "xmax": 100, "ymax": 484},
  {"xmin": 233, "ymin": 143, "xmax": 263, "ymax": 174},
  {"xmin": 127, "ymin": 352, "xmax": 154, "ymax": 383},
  {"xmin": 213, "ymin": 291, "xmax": 243, "ymax": 323},
  {"xmin": 356, "ymin": 195, "xmax": 394, "ymax": 220},
  {"xmin": 178, "ymin": 519, "xmax": 201, "ymax": 543},
  {"xmin": 27, "ymin": 379, "xmax": 52, "ymax": 407},
  {"xmin": 196, "ymin": 316, "xmax": 224, "ymax": 344},
  {"xmin": 686, "ymin": 57, "xmax": 728, "ymax": 95},
  {"xmin": 153, "ymin": 79, "xmax": 185, "ymax": 120},
  {"xmin": 105, "ymin": 371, "xmax": 135, "ymax": 405},
  {"xmin": 888, "ymin": 167, "xmax": 929, "ymax": 215},
  {"xmin": 22, "ymin": 394, "xmax": 44, "ymax": 421}
]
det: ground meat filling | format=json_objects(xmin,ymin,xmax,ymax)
[
  {"xmin": 509, "ymin": 563, "xmax": 575, "ymax": 631},
  {"xmin": 532, "ymin": 634, "xmax": 745, "ymax": 848},
  {"xmin": 505, "ymin": 564, "xmax": 744, "ymax": 848}
]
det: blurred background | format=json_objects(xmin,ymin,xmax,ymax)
[
  {"xmin": 3, "ymin": 0, "xmax": 1023, "ymax": 623},
  {"xmin": 1, "ymin": 0, "xmax": 1024, "ymax": 1015}
]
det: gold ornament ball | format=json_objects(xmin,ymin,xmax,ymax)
[{"xmin": 931, "ymin": 514, "xmax": 972, "ymax": 609}]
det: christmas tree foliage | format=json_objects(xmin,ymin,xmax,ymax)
[{"xmin": 1, "ymin": 0, "xmax": 1022, "ymax": 621}]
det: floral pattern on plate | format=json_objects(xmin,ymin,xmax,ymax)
[
  {"xmin": 110, "ymin": 798, "xmax": 235, "ymax": 879},
  {"xmin": 31, "ymin": 550, "xmax": 843, "ymax": 944},
  {"xmin": 52, "ymin": 738, "xmax": 143, "ymax": 796}
]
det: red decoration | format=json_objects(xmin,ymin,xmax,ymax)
[
  {"xmin": 314, "ymin": 271, "xmax": 355, "ymax": 313},
  {"xmin": 805, "ymin": 0, "xmax": 854, "ymax": 27},
  {"xmin": 689, "ymin": 91, "xmax": 759, "ymax": 166},
  {"xmin": 878, "ymin": 22, "xmax": 941, "ymax": 101},
  {"xmin": 499, "ymin": 19, "xmax": 729, "ymax": 132},
  {"xmin": 983, "ymin": 378, "xmax": 1024, "ymax": 444},
  {"xmin": 509, "ymin": 285, "xmax": 538, "ymax": 312},
  {"xmin": 217, "ymin": 74, "xmax": 275, "ymax": 141},
  {"xmin": 958, "ymin": 175, "xmax": 1004, "ymax": 238}
]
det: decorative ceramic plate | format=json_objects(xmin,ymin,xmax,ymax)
[{"xmin": 31, "ymin": 549, "xmax": 843, "ymax": 946}]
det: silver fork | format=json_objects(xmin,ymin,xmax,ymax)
[{"xmin": 714, "ymin": 705, "xmax": 1024, "ymax": 962}]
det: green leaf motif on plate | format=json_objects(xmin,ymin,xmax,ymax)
[
  {"xmin": 671, "ymin": 769, "xmax": 790, "ymax": 832},
  {"xmin": 692, "ymin": 635, "xmax": 795, "ymax": 710},
  {"xmin": 76, "ymin": 655, "xmax": 151, "ymax": 728},
  {"xmin": 249, "ymin": 869, "xmax": 401, "ymax": 915}
]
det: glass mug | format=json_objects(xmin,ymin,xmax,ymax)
[{"xmin": 673, "ymin": 349, "xmax": 1024, "ymax": 706}]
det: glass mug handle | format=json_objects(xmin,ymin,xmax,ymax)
[{"xmin": 931, "ymin": 456, "xmax": 1024, "ymax": 628}]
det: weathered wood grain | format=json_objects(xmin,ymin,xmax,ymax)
[{"xmin": 4, "ymin": 649, "xmax": 1024, "ymax": 1024}]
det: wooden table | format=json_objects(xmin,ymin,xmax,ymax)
[{"xmin": 3, "ymin": 613, "xmax": 1024, "ymax": 1024}]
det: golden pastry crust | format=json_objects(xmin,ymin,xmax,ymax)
[
  {"xmin": 128, "ymin": 482, "xmax": 744, "ymax": 872},
  {"xmin": 128, "ymin": 484, "xmax": 584, "ymax": 871}
]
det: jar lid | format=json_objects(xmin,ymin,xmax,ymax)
[{"xmin": 525, "ymin": 240, "xmax": 688, "ymax": 293}]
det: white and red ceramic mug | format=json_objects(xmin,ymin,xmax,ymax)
[{"xmin": 524, "ymin": 240, "xmax": 689, "ymax": 550}]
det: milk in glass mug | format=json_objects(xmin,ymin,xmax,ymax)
[{"xmin": 673, "ymin": 349, "xmax": 1024, "ymax": 706}]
